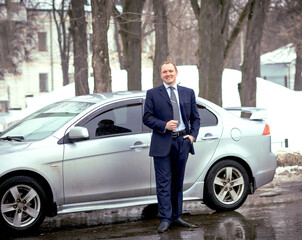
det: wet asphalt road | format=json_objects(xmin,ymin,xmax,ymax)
[{"xmin": 2, "ymin": 172, "xmax": 302, "ymax": 240}]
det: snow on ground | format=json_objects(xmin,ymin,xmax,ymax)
[
  {"xmin": 1, "ymin": 66, "xmax": 301, "ymax": 153},
  {"xmin": 276, "ymin": 165, "xmax": 302, "ymax": 175},
  {"xmin": 222, "ymin": 69, "xmax": 302, "ymax": 152}
]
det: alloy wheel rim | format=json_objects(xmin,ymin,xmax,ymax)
[
  {"xmin": 1, "ymin": 184, "xmax": 41, "ymax": 228},
  {"xmin": 213, "ymin": 166, "xmax": 244, "ymax": 205}
]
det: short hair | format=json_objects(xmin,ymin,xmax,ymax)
[{"xmin": 160, "ymin": 61, "xmax": 178, "ymax": 72}]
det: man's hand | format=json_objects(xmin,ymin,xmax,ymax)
[
  {"xmin": 183, "ymin": 135, "xmax": 194, "ymax": 144},
  {"xmin": 165, "ymin": 120, "xmax": 178, "ymax": 131}
]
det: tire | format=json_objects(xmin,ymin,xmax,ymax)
[
  {"xmin": 0, "ymin": 176, "xmax": 47, "ymax": 233},
  {"xmin": 203, "ymin": 160, "xmax": 249, "ymax": 211}
]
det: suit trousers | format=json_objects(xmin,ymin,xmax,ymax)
[{"xmin": 153, "ymin": 136, "xmax": 191, "ymax": 223}]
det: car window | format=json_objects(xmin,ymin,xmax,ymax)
[
  {"xmin": 198, "ymin": 105, "xmax": 218, "ymax": 127},
  {"xmin": 83, "ymin": 103, "xmax": 143, "ymax": 138}
]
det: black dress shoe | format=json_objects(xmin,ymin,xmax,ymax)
[
  {"xmin": 157, "ymin": 221, "xmax": 170, "ymax": 233},
  {"xmin": 173, "ymin": 218, "xmax": 195, "ymax": 228}
]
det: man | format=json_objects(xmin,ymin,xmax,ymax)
[{"xmin": 143, "ymin": 61, "xmax": 200, "ymax": 233}]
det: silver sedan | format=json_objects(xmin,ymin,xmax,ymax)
[{"xmin": 0, "ymin": 91, "xmax": 276, "ymax": 233}]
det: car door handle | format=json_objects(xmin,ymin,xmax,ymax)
[
  {"xmin": 201, "ymin": 136, "xmax": 219, "ymax": 141},
  {"xmin": 130, "ymin": 144, "xmax": 150, "ymax": 149}
]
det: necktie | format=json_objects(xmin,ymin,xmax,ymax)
[{"xmin": 169, "ymin": 87, "xmax": 180, "ymax": 124}]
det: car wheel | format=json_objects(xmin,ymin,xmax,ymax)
[
  {"xmin": 203, "ymin": 160, "xmax": 249, "ymax": 211},
  {"xmin": 0, "ymin": 176, "xmax": 47, "ymax": 233}
]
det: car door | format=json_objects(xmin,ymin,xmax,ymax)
[
  {"xmin": 63, "ymin": 99, "xmax": 151, "ymax": 204},
  {"xmin": 150, "ymin": 102, "xmax": 223, "ymax": 193},
  {"xmin": 183, "ymin": 104, "xmax": 223, "ymax": 189}
]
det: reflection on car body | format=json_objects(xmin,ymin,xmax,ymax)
[{"xmin": 0, "ymin": 91, "xmax": 277, "ymax": 233}]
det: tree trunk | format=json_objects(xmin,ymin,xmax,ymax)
[
  {"xmin": 239, "ymin": 0, "xmax": 270, "ymax": 108},
  {"xmin": 113, "ymin": 18, "xmax": 125, "ymax": 70},
  {"xmin": 294, "ymin": 45, "xmax": 302, "ymax": 90},
  {"xmin": 152, "ymin": 0, "xmax": 168, "ymax": 87},
  {"xmin": 113, "ymin": 0, "xmax": 146, "ymax": 91},
  {"xmin": 70, "ymin": 0, "xmax": 89, "ymax": 96},
  {"xmin": 125, "ymin": 0, "xmax": 146, "ymax": 91},
  {"xmin": 191, "ymin": 0, "xmax": 229, "ymax": 106},
  {"xmin": 62, "ymin": 54, "xmax": 70, "ymax": 86},
  {"xmin": 52, "ymin": 0, "xmax": 71, "ymax": 86},
  {"xmin": 91, "ymin": 0, "xmax": 112, "ymax": 93},
  {"xmin": 192, "ymin": 0, "xmax": 210, "ymax": 101},
  {"xmin": 224, "ymin": 2, "xmax": 249, "ymax": 68}
]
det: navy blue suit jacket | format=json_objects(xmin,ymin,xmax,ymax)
[{"xmin": 143, "ymin": 84, "xmax": 200, "ymax": 157}]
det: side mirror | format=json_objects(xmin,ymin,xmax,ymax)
[{"xmin": 68, "ymin": 126, "xmax": 89, "ymax": 142}]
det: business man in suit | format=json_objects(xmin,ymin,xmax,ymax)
[{"xmin": 143, "ymin": 61, "xmax": 200, "ymax": 233}]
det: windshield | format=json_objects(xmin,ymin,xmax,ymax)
[{"xmin": 0, "ymin": 101, "xmax": 94, "ymax": 141}]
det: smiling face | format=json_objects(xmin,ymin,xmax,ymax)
[{"xmin": 160, "ymin": 63, "xmax": 178, "ymax": 86}]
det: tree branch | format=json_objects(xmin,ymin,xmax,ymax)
[
  {"xmin": 223, "ymin": 1, "xmax": 250, "ymax": 68},
  {"xmin": 190, "ymin": 0, "xmax": 200, "ymax": 19},
  {"xmin": 112, "ymin": 5, "xmax": 123, "ymax": 24}
]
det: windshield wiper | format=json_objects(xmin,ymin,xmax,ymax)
[{"xmin": 0, "ymin": 136, "xmax": 24, "ymax": 142}]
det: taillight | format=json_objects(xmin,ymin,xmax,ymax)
[{"xmin": 262, "ymin": 123, "xmax": 270, "ymax": 135}]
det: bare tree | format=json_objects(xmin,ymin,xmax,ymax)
[
  {"xmin": 91, "ymin": 0, "xmax": 112, "ymax": 93},
  {"xmin": 152, "ymin": 0, "xmax": 168, "ymax": 87},
  {"xmin": 190, "ymin": 0, "xmax": 271, "ymax": 107},
  {"xmin": 113, "ymin": 15, "xmax": 125, "ymax": 70},
  {"xmin": 191, "ymin": 0, "xmax": 230, "ymax": 106},
  {"xmin": 274, "ymin": 0, "xmax": 302, "ymax": 90},
  {"xmin": 239, "ymin": 0, "xmax": 270, "ymax": 108},
  {"xmin": 0, "ymin": 0, "xmax": 37, "ymax": 79},
  {"xmin": 224, "ymin": 2, "xmax": 249, "ymax": 68},
  {"xmin": 52, "ymin": 0, "xmax": 72, "ymax": 86},
  {"xmin": 166, "ymin": 0, "xmax": 198, "ymax": 66},
  {"xmin": 113, "ymin": 0, "xmax": 146, "ymax": 91},
  {"xmin": 69, "ymin": 0, "xmax": 89, "ymax": 95}
]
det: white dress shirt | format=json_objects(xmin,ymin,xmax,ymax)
[{"xmin": 163, "ymin": 82, "xmax": 186, "ymax": 132}]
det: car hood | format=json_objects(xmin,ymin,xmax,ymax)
[{"xmin": 0, "ymin": 141, "xmax": 31, "ymax": 155}]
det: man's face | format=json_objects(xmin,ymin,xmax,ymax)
[{"xmin": 160, "ymin": 63, "xmax": 178, "ymax": 86}]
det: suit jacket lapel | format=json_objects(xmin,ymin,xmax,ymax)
[
  {"xmin": 178, "ymin": 86, "xmax": 187, "ymax": 122},
  {"xmin": 178, "ymin": 86, "xmax": 184, "ymax": 109},
  {"xmin": 159, "ymin": 84, "xmax": 172, "ymax": 106}
]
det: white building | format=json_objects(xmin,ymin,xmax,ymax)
[
  {"xmin": 260, "ymin": 44, "xmax": 296, "ymax": 90},
  {"xmin": 1, "ymin": 6, "xmax": 86, "ymax": 111}
]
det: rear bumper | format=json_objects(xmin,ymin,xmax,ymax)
[{"xmin": 254, "ymin": 152, "xmax": 277, "ymax": 189}]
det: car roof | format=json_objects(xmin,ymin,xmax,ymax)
[
  {"xmin": 63, "ymin": 90, "xmax": 225, "ymax": 114},
  {"xmin": 64, "ymin": 91, "xmax": 147, "ymax": 104},
  {"xmin": 62, "ymin": 90, "xmax": 226, "ymax": 119}
]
